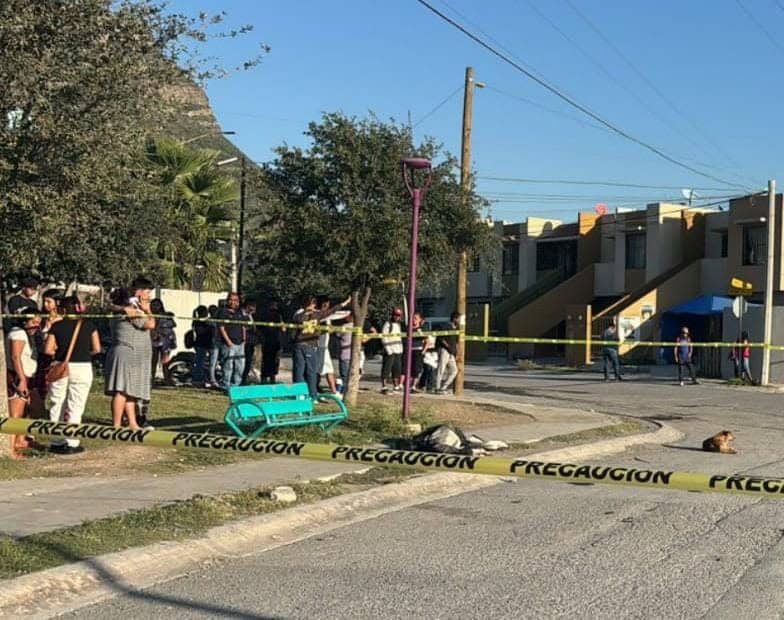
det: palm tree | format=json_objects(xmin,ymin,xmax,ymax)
[{"xmin": 144, "ymin": 137, "xmax": 239, "ymax": 289}]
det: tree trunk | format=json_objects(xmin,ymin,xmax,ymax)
[
  {"xmin": 0, "ymin": 323, "xmax": 10, "ymax": 458},
  {"xmin": 345, "ymin": 286, "xmax": 371, "ymax": 408}
]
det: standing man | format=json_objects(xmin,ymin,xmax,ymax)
[
  {"xmin": 292, "ymin": 295, "xmax": 350, "ymax": 400},
  {"xmin": 381, "ymin": 308, "xmax": 404, "ymax": 393},
  {"xmin": 435, "ymin": 312, "xmax": 460, "ymax": 394},
  {"xmin": 675, "ymin": 326, "xmax": 698, "ymax": 386},
  {"xmin": 241, "ymin": 299, "xmax": 258, "ymax": 385},
  {"xmin": 260, "ymin": 302, "xmax": 283, "ymax": 385},
  {"xmin": 601, "ymin": 319, "xmax": 622, "ymax": 381},
  {"xmin": 217, "ymin": 292, "xmax": 246, "ymax": 392}
]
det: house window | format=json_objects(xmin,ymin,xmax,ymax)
[
  {"xmin": 742, "ymin": 225, "xmax": 766, "ymax": 266},
  {"xmin": 625, "ymin": 233, "xmax": 646, "ymax": 269},
  {"xmin": 502, "ymin": 244, "xmax": 519, "ymax": 275},
  {"xmin": 469, "ymin": 254, "xmax": 481, "ymax": 273},
  {"xmin": 720, "ymin": 232, "xmax": 728, "ymax": 258}
]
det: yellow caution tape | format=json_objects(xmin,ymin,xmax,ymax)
[
  {"xmin": 1, "ymin": 417, "xmax": 782, "ymax": 499},
  {"xmin": 3, "ymin": 313, "xmax": 782, "ymax": 349}
]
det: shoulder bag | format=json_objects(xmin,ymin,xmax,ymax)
[{"xmin": 45, "ymin": 320, "xmax": 83, "ymax": 384}]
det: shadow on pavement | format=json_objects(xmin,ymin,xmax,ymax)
[{"xmin": 35, "ymin": 539, "xmax": 280, "ymax": 619}]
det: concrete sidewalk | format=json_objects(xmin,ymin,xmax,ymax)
[{"xmin": 0, "ymin": 395, "xmax": 617, "ymax": 539}]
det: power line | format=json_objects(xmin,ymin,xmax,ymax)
[
  {"xmin": 413, "ymin": 0, "xmax": 749, "ymax": 189},
  {"xmin": 412, "ymin": 85, "xmax": 463, "ymax": 128},
  {"xmin": 522, "ymin": 0, "xmax": 739, "ymax": 177},
  {"xmin": 484, "ymin": 85, "xmax": 608, "ymax": 132},
  {"xmin": 478, "ymin": 175, "xmax": 759, "ymax": 192},
  {"xmin": 563, "ymin": 0, "xmax": 757, "ymax": 188},
  {"xmin": 735, "ymin": 0, "xmax": 784, "ymax": 55}
]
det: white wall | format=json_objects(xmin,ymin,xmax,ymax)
[{"xmin": 155, "ymin": 288, "xmax": 226, "ymax": 355}]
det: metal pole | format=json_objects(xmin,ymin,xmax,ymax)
[
  {"xmin": 402, "ymin": 189, "xmax": 422, "ymax": 421},
  {"xmin": 455, "ymin": 66, "xmax": 475, "ymax": 396},
  {"xmin": 237, "ymin": 156, "xmax": 247, "ymax": 296},
  {"xmin": 762, "ymin": 179, "xmax": 776, "ymax": 385},
  {"xmin": 483, "ymin": 303, "xmax": 490, "ymax": 339}
]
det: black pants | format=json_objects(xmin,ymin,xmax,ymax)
[
  {"xmin": 678, "ymin": 360, "xmax": 696, "ymax": 382},
  {"xmin": 602, "ymin": 348, "xmax": 620, "ymax": 379},
  {"xmin": 382, "ymin": 352, "xmax": 402, "ymax": 384},
  {"xmin": 242, "ymin": 343, "xmax": 256, "ymax": 384}
]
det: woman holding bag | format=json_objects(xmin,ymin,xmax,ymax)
[{"xmin": 44, "ymin": 296, "xmax": 101, "ymax": 454}]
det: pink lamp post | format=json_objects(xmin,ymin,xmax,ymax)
[{"xmin": 402, "ymin": 157, "xmax": 433, "ymax": 421}]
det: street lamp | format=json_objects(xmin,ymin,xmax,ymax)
[
  {"xmin": 401, "ymin": 157, "xmax": 433, "ymax": 422},
  {"xmin": 183, "ymin": 130, "xmax": 236, "ymax": 145}
]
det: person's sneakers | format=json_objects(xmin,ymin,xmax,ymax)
[
  {"xmin": 679, "ymin": 381, "xmax": 685, "ymax": 386},
  {"xmin": 436, "ymin": 389, "xmax": 448, "ymax": 395},
  {"xmin": 393, "ymin": 385, "xmax": 403, "ymax": 392}
]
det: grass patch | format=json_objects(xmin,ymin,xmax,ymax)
[
  {"xmin": 509, "ymin": 420, "xmax": 649, "ymax": 454},
  {"xmin": 0, "ymin": 467, "xmax": 409, "ymax": 579},
  {"xmin": 0, "ymin": 381, "xmax": 527, "ymax": 480}
]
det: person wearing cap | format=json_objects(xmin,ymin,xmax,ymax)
[
  {"xmin": 674, "ymin": 326, "xmax": 698, "ymax": 386},
  {"xmin": 381, "ymin": 308, "xmax": 404, "ymax": 393}
]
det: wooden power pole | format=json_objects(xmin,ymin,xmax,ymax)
[{"xmin": 455, "ymin": 66, "xmax": 477, "ymax": 396}]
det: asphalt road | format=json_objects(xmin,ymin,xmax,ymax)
[{"xmin": 67, "ymin": 366, "xmax": 784, "ymax": 619}]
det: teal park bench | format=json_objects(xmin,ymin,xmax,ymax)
[{"xmin": 224, "ymin": 383, "xmax": 348, "ymax": 438}]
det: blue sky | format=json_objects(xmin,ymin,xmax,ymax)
[{"xmin": 169, "ymin": 0, "xmax": 783, "ymax": 221}]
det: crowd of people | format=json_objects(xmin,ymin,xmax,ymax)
[{"xmin": 2, "ymin": 275, "xmax": 459, "ymax": 459}]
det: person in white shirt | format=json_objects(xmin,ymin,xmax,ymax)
[
  {"xmin": 5, "ymin": 309, "xmax": 42, "ymax": 457},
  {"xmin": 381, "ymin": 308, "xmax": 404, "ymax": 393},
  {"xmin": 316, "ymin": 295, "xmax": 349, "ymax": 398}
]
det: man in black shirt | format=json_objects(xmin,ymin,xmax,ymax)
[
  {"xmin": 241, "ymin": 300, "xmax": 258, "ymax": 385},
  {"xmin": 217, "ymin": 292, "xmax": 245, "ymax": 392}
]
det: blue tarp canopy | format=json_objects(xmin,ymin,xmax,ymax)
[
  {"xmin": 663, "ymin": 294, "xmax": 734, "ymax": 316},
  {"xmin": 660, "ymin": 295, "xmax": 734, "ymax": 363}
]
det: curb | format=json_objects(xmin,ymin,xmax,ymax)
[{"xmin": 0, "ymin": 422, "xmax": 679, "ymax": 618}]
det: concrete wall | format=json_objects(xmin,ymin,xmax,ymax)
[
  {"xmin": 577, "ymin": 212, "xmax": 601, "ymax": 271},
  {"xmin": 155, "ymin": 288, "xmax": 226, "ymax": 356},
  {"xmin": 721, "ymin": 305, "xmax": 784, "ymax": 384},
  {"xmin": 646, "ymin": 203, "xmax": 685, "ymax": 281},
  {"xmin": 699, "ymin": 258, "xmax": 728, "ymax": 296},
  {"xmin": 594, "ymin": 263, "xmax": 615, "ymax": 296},
  {"xmin": 727, "ymin": 194, "xmax": 784, "ymax": 292}
]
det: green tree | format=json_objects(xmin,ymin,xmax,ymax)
[
  {"xmin": 0, "ymin": 0, "xmax": 266, "ymax": 286},
  {"xmin": 251, "ymin": 113, "xmax": 494, "ymax": 406},
  {"xmin": 144, "ymin": 137, "xmax": 239, "ymax": 289}
]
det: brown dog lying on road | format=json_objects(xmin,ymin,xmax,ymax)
[{"xmin": 702, "ymin": 431, "xmax": 737, "ymax": 454}]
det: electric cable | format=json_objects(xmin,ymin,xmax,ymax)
[{"xmin": 415, "ymin": 0, "xmax": 751, "ymax": 189}]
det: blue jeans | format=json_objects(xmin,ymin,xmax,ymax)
[
  {"xmin": 192, "ymin": 346, "xmax": 208, "ymax": 384},
  {"xmin": 220, "ymin": 343, "xmax": 245, "ymax": 391},
  {"xmin": 293, "ymin": 342, "xmax": 318, "ymax": 399},
  {"xmin": 339, "ymin": 358, "xmax": 350, "ymax": 392},
  {"xmin": 208, "ymin": 345, "xmax": 220, "ymax": 385}
]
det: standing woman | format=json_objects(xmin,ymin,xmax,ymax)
[
  {"xmin": 44, "ymin": 296, "xmax": 101, "ymax": 454},
  {"xmin": 103, "ymin": 278, "xmax": 156, "ymax": 429},
  {"xmin": 5, "ymin": 309, "xmax": 42, "ymax": 457},
  {"xmin": 36, "ymin": 288, "xmax": 64, "ymax": 401}
]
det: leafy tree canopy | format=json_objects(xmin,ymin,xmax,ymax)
[{"xmin": 0, "ymin": 0, "xmax": 266, "ymax": 287}]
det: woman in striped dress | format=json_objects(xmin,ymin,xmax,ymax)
[{"xmin": 104, "ymin": 278, "xmax": 155, "ymax": 429}]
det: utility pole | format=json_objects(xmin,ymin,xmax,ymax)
[
  {"xmin": 237, "ymin": 156, "xmax": 247, "ymax": 296},
  {"xmin": 455, "ymin": 66, "xmax": 482, "ymax": 396},
  {"xmin": 762, "ymin": 179, "xmax": 776, "ymax": 385}
]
